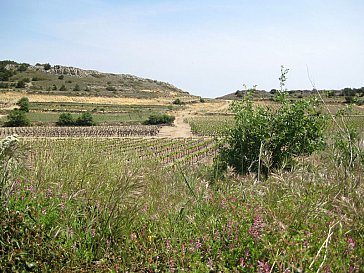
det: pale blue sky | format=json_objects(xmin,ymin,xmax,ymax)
[{"xmin": 1, "ymin": 0, "xmax": 363, "ymax": 97}]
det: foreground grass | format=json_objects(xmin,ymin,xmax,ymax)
[{"xmin": 1, "ymin": 139, "xmax": 363, "ymax": 272}]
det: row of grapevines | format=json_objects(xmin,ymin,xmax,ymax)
[{"xmin": 0, "ymin": 125, "xmax": 160, "ymax": 138}]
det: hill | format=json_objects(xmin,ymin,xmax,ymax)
[{"xmin": 0, "ymin": 60, "xmax": 197, "ymax": 100}]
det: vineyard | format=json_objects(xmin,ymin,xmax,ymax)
[
  {"xmin": 186, "ymin": 116, "xmax": 234, "ymax": 136},
  {"xmin": 186, "ymin": 115, "xmax": 364, "ymax": 137},
  {"xmin": 25, "ymin": 137, "xmax": 217, "ymax": 166},
  {"xmin": 0, "ymin": 125, "xmax": 160, "ymax": 138}
]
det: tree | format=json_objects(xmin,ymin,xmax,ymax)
[
  {"xmin": 56, "ymin": 113, "xmax": 74, "ymax": 126},
  {"xmin": 16, "ymin": 97, "xmax": 30, "ymax": 112},
  {"xmin": 4, "ymin": 110, "xmax": 31, "ymax": 127},
  {"xmin": 217, "ymin": 68, "xmax": 327, "ymax": 179},
  {"xmin": 75, "ymin": 113, "xmax": 96, "ymax": 126}
]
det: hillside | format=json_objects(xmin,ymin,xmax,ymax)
[{"xmin": 0, "ymin": 61, "xmax": 197, "ymax": 100}]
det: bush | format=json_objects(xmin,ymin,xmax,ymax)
[
  {"xmin": 58, "ymin": 75, "xmax": 64, "ymax": 80},
  {"xmin": 218, "ymin": 70, "xmax": 327, "ymax": 178},
  {"xmin": 56, "ymin": 113, "xmax": 75, "ymax": 126},
  {"xmin": 59, "ymin": 84, "xmax": 67, "ymax": 91},
  {"xmin": 75, "ymin": 113, "xmax": 96, "ymax": 126},
  {"xmin": 43, "ymin": 63, "xmax": 51, "ymax": 70},
  {"xmin": 73, "ymin": 84, "xmax": 81, "ymax": 91},
  {"xmin": 172, "ymin": 98, "xmax": 185, "ymax": 105},
  {"xmin": 144, "ymin": 114, "xmax": 175, "ymax": 125},
  {"xmin": 15, "ymin": 79, "xmax": 29, "ymax": 88},
  {"xmin": 4, "ymin": 110, "xmax": 31, "ymax": 127},
  {"xmin": 106, "ymin": 86, "xmax": 116, "ymax": 91},
  {"xmin": 16, "ymin": 97, "xmax": 30, "ymax": 112}
]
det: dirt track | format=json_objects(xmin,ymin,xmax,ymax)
[{"xmin": 157, "ymin": 100, "xmax": 230, "ymax": 138}]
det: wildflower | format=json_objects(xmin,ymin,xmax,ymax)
[
  {"xmin": 91, "ymin": 228, "xmax": 96, "ymax": 238},
  {"xmin": 195, "ymin": 238, "xmax": 202, "ymax": 250},
  {"xmin": 207, "ymin": 257, "xmax": 213, "ymax": 270},
  {"xmin": 257, "ymin": 260, "xmax": 270, "ymax": 273},
  {"xmin": 239, "ymin": 257, "xmax": 245, "ymax": 267},
  {"xmin": 46, "ymin": 187, "xmax": 52, "ymax": 198},
  {"xmin": 166, "ymin": 239, "xmax": 171, "ymax": 251},
  {"xmin": 249, "ymin": 214, "xmax": 264, "ymax": 241},
  {"xmin": 41, "ymin": 208, "xmax": 47, "ymax": 215},
  {"xmin": 169, "ymin": 259, "xmax": 176, "ymax": 273},
  {"xmin": 347, "ymin": 236, "xmax": 355, "ymax": 252},
  {"xmin": 130, "ymin": 233, "xmax": 137, "ymax": 241}
]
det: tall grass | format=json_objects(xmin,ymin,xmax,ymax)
[{"xmin": 1, "ymin": 136, "xmax": 363, "ymax": 272}]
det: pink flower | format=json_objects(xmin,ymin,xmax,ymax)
[
  {"xmin": 257, "ymin": 260, "xmax": 270, "ymax": 273},
  {"xmin": 249, "ymin": 215, "xmax": 264, "ymax": 240},
  {"xmin": 41, "ymin": 208, "xmax": 47, "ymax": 215}
]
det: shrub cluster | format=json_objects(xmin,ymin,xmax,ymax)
[
  {"xmin": 4, "ymin": 97, "xmax": 31, "ymax": 127},
  {"xmin": 144, "ymin": 113, "xmax": 175, "ymax": 125},
  {"xmin": 56, "ymin": 112, "xmax": 96, "ymax": 126}
]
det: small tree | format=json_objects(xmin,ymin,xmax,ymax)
[
  {"xmin": 75, "ymin": 113, "xmax": 96, "ymax": 126},
  {"xmin": 16, "ymin": 97, "xmax": 30, "ymax": 112},
  {"xmin": 218, "ymin": 67, "xmax": 327, "ymax": 178},
  {"xmin": 4, "ymin": 110, "xmax": 31, "ymax": 127},
  {"xmin": 56, "ymin": 113, "xmax": 75, "ymax": 126}
]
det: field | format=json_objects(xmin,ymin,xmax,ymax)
[{"xmin": 1, "ymin": 98, "xmax": 364, "ymax": 272}]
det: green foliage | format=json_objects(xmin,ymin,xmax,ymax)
[
  {"xmin": 173, "ymin": 98, "xmax": 184, "ymax": 105},
  {"xmin": 106, "ymin": 86, "xmax": 116, "ymax": 91},
  {"xmin": 218, "ymin": 68, "xmax": 327, "ymax": 178},
  {"xmin": 144, "ymin": 113, "xmax": 175, "ymax": 125},
  {"xmin": 73, "ymin": 84, "xmax": 81, "ymax": 91},
  {"xmin": 56, "ymin": 113, "xmax": 75, "ymax": 126},
  {"xmin": 75, "ymin": 112, "xmax": 96, "ymax": 126},
  {"xmin": 16, "ymin": 97, "xmax": 30, "ymax": 112},
  {"xmin": 58, "ymin": 75, "xmax": 64, "ymax": 80},
  {"xmin": 59, "ymin": 84, "xmax": 67, "ymax": 91},
  {"xmin": 17, "ymin": 63, "xmax": 29, "ymax": 72},
  {"xmin": 43, "ymin": 63, "xmax": 51, "ymax": 70},
  {"xmin": 56, "ymin": 112, "xmax": 96, "ymax": 126},
  {"xmin": 0, "ymin": 61, "xmax": 17, "ymax": 81},
  {"xmin": 15, "ymin": 78, "xmax": 29, "ymax": 88},
  {"xmin": 4, "ymin": 110, "xmax": 31, "ymax": 127}
]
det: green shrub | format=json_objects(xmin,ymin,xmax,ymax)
[
  {"xmin": 58, "ymin": 75, "xmax": 64, "ymax": 80},
  {"xmin": 56, "ymin": 113, "xmax": 75, "ymax": 126},
  {"xmin": 218, "ymin": 69, "xmax": 327, "ymax": 178},
  {"xmin": 106, "ymin": 86, "xmax": 116, "ymax": 91},
  {"xmin": 4, "ymin": 110, "xmax": 31, "ymax": 127},
  {"xmin": 172, "ymin": 98, "xmax": 184, "ymax": 105},
  {"xmin": 16, "ymin": 97, "xmax": 30, "ymax": 112},
  {"xmin": 43, "ymin": 63, "xmax": 51, "ymax": 70},
  {"xmin": 16, "ymin": 79, "xmax": 29, "ymax": 88},
  {"xmin": 73, "ymin": 84, "xmax": 81, "ymax": 91},
  {"xmin": 144, "ymin": 114, "xmax": 175, "ymax": 125},
  {"xmin": 75, "ymin": 112, "xmax": 96, "ymax": 126},
  {"xmin": 59, "ymin": 84, "xmax": 67, "ymax": 91}
]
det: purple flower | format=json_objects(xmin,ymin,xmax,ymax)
[
  {"xmin": 257, "ymin": 260, "xmax": 270, "ymax": 273},
  {"xmin": 249, "ymin": 214, "xmax": 264, "ymax": 240},
  {"xmin": 195, "ymin": 238, "xmax": 202, "ymax": 250}
]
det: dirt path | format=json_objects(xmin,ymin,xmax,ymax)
[
  {"xmin": 158, "ymin": 113, "xmax": 193, "ymax": 138},
  {"xmin": 157, "ymin": 100, "xmax": 230, "ymax": 138}
]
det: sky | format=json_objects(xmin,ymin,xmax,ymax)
[{"xmin": 1, "ymin": 0, "xmax": 363, "ymax": 98}]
